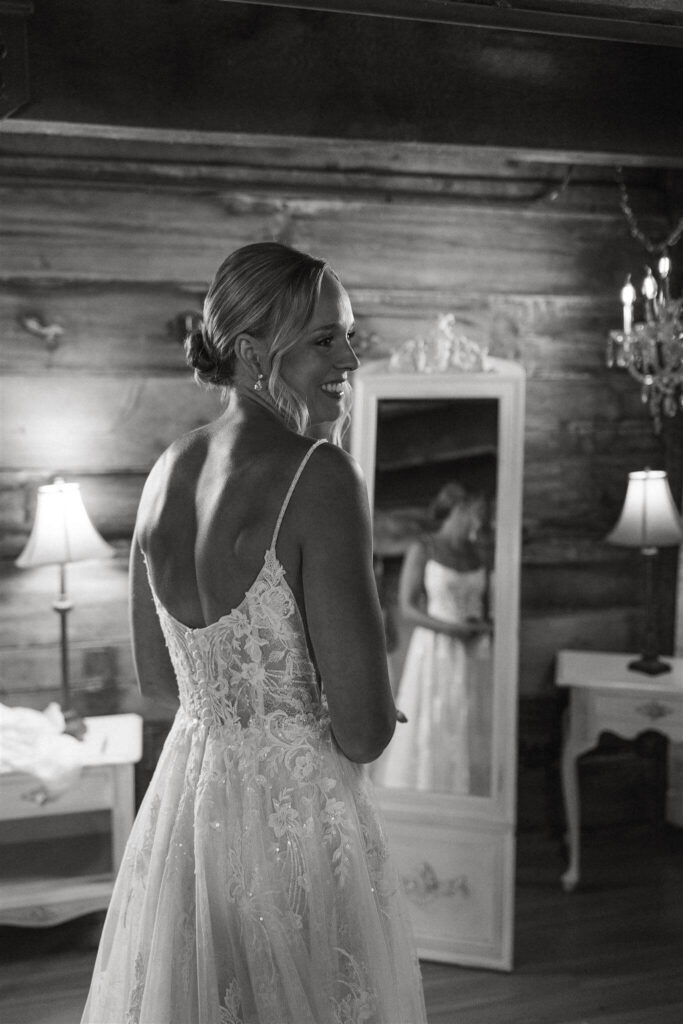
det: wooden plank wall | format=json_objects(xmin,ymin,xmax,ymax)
[{"xmin": 0, "ymin": 124, "xmax": 679, "ymax": 722}]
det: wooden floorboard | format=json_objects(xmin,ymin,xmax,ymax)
[{"xmin": 0, "ymin": 826, "xmax": 681, "ymax": 1024}]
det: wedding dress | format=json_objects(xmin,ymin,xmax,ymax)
[
  {"xmin": 81, "ymin": 439, "xmax": 427, "ymax": 1024},
  {"xmin": 374, "ymin": 557, "xmax": 490, "ymax": 795}
]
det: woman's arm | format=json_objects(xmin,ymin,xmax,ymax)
[
  {"xmin": 129, "ymin": 533, "xmax": 180, "ymax": 713},
  {"xmin": 398, "ymin": 542, "xmax": 485, "ymax": 640},
  {"xmin": 296, "ymin": 446, "xmax": 397, "ymax": 764}
]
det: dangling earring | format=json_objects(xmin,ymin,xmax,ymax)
[{"xmin": 253, "ymin": 373, "xmax": 264, "ymax": 392}]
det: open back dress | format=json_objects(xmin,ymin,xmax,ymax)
[{"xmin": 81, "ymin": 439, "xmax": 427, "ymax": 1024}]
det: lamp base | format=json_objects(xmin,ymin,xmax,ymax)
[{"xmin": 628, "ymin": 655, "xmax": 672, "ymax": 676}]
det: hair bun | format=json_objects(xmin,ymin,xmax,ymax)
[{"xmin": 185, "ymin": 322, "xmax": 221, "ymax": 382}]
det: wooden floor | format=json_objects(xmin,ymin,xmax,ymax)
[{"xmin": 1, "ymin": 825, "xmax": 682, "ymax": 1024}]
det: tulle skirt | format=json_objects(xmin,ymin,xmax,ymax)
[
  {"xmin": 374, "ymin": 627, "xmax": 491, "ymax": 796},
  {"xmin": 81, "ymin": 709, "xmax": 427, "ymax": 1024}
]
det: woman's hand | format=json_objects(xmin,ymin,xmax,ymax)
[
  {"xmin": 442, "ymin": 618, "xmax": 492, "ymax": 640},
  {"xmin": 465, "ymin": 617, "xmax": 493, "ymax": 636}
]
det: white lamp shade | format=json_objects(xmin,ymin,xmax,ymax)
[
  {"xmin": 606, "ymin": 469, "xmax": 683, "ymax": 549},
  {"xmin": 16, "ymin": 480, "xmax": 115, "ymax": 567}
]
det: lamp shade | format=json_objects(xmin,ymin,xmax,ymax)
[
  {"xmin": 606, "ymin": 469, "xmax": 683, "ymax": 549},
  {"xmin": 16, "ymin": 480, "xmax": 115, "ymax": 568}
]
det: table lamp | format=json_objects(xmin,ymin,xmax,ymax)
[
  {"xmin": 15, "ymin": 479, "xmax": 115, "ymax": 735},
  {"xmin": 606, "ymin": 468, "xmax": 683, "ymax": 675}
]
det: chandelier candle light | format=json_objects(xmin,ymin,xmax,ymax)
[{"xmin": 607, "ymin": 254, "xmax": 683, "ymax": 430}]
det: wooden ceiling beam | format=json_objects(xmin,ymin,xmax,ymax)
[
  {"xmin": 217, "ymin": 0, "xmax": 683, "ymax": 47},
  {"xmin": 3, "ymin": 120, "xmax": 683, "ymax": 171}
]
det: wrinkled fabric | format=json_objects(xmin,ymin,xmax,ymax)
[
  {"xmin": 0, "ymin": 701, "xmax": 84, "ymax": 800},
  {"xmin": 82, "ymin": 442, "xmax": 427, "ymax": 1024}
]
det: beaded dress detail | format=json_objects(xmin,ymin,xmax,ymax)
[{"xmin": 81, "ymin": 439, "xmax": 426, "ymax": 1024}]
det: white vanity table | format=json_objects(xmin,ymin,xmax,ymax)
[
  {"xmin": 557, "ymin": 650, "xmax": 683, "ymax": 892},
  {"xmin": 0, "ymin": 712, "xmax": 142, "ymax": 926}
]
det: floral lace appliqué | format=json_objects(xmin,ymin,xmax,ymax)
[
  {"xmin": 331, "ymin": 949, "xmax": 376, "ymax": 1024},
  {"xmin": 125, "ymin": 951, "xmax": 146, "ymax": 1024},
  {"xmin": 219, "ymin": 979, "xmax": 243, "ymax": 1024},
  {"xmin": 153, "ymin": 549, "xmax": 326, "ymax": 739}
]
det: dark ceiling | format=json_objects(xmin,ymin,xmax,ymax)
[
  {"xmin": 222, "ymin": 1, "xmax": 683, "ymax": 46},
  {"xmin": 4, "ymin": 0, "xmax": 683, "ymax": 159}
]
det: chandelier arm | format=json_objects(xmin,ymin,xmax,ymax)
[
  {"xmin": 615, "ymin": 167, "xmax": 683, "ymax": 255},
  {"xmin": 528, "ymin": 165, "xmax": 575, "ymax": 206},
  {"xmin": 625, "ymin": 361, "xmax": 648, "ymax": 385}
]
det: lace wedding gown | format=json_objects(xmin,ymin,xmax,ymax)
[
  {"xmin": 374, "ymin": 557, "xmax": 490, "ymax": 795},
  {"xmin": 81, "ymin": 439, "xmax": 427, "ymax": 1024}
]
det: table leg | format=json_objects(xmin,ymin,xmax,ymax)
[{"xmin": 560, "ymin": 705, "xmax": 594, "ymax": 892}]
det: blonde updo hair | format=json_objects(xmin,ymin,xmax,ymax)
[{"xmin": 185, "ymin": 241, "xmax": 352, "ymax": 443}]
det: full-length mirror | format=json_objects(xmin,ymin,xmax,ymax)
[
  {"xmin": 351, "ymin": 357, "xmax": 524, "ymax": 968},
  {"xmin": 370, "ymin": 397, "xmax": 498, "ymax": 798}
]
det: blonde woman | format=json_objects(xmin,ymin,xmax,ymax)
[
  {"xmin": 375, "ymin": 483, "xmax": 492, "ymax": 795},
  {"xmin": 81, "ymin": 243, "xmax": 427, "ymax": 1024}
]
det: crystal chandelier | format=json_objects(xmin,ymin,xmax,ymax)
[
  {"xmin": 607, "ymin": 170, "xmax": 683, "ymax": 432},
  {"xmin": 607, "ymin": 255, "xmax": 683, "ymax": 430}
]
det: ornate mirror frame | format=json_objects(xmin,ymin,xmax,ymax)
[{"xmin": 350, "ymin": 356, "xmax": 525, "ymax": 969}]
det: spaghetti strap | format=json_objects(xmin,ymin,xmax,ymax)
[{"xmin": 269, "ymin": 438, "xmax": 327, "ymax": 552}]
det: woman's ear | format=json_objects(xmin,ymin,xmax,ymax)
[{"xmin": 233, "ymin": 333, "xmax": 266, "ymax": 379}]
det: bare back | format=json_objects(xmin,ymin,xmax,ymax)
[
  {"xmin": 135, "ymin": 406, "xmax": 317, "ymax": 631},
  {"xmin": 131, "ymin": 396, "xmax": 397, "ymax": 763}
]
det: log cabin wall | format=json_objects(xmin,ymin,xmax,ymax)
[
  {"xmin": 2, "ymin": 0, "xmax": 682, "ymax": 825},
  {"xmin": 1, "ymin": 125, "xmax": 679, "ymax": 700}
]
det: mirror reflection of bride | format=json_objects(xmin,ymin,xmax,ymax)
[{"xmin": 373, "ymin": 483, "xmax": 493, "ymax": 795}]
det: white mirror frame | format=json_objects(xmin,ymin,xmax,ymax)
[
  {"xmin": 351, "ymin": 357, "xmax": 525, "ymax": 970},
  {"xmin": 670, "ymin": 499, "xmax": 683, "ymax": 826},
  {"xmin": 677, "ymin": 542, "xmax": 683, "ymax": 657}
]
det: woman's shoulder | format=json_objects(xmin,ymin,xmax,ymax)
[
  {"xmin": 232, "ymin": 433, "xmax": 359, "ymax": 503},
  {"xmin": 406, "ymin": 535, "xmax": 430, "ymax": 559},
  {"xmin": 400, "ymin": 538, "xmax": 430, "ymax": 574},
  {"xmin": 295, "ymin": 441, "xmax": 365, "ymax": 503},
  {"xmin": 149, "ymin": 424, "xmax": 211, "ymax": 477},
  {"xmin": 135, "ymin": 429, "xmax": 210, "ymax": 538},
  {"xmin": 305, "ymin": 438, "xmax": 361, "ymax": 478},
  {"xmin": 284, "ymin": 442, "xmax": 369, "ymax": 546}
]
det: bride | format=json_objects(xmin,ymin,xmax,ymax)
[
  {"xmin": 81, "ymin": 241, "xmax": 427, "ymax": 1024},
  {"xmin": 374, "ymin": 482, "xmax": 493, "ymax": 795}
]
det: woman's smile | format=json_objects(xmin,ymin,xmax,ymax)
[
  {"xmin": 280, "ymin": 271, "xmax": 359, "ymax": 424},
  {"xmin": 320, "ymin": 378, "xmax": 348, "ymax": 399}
]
